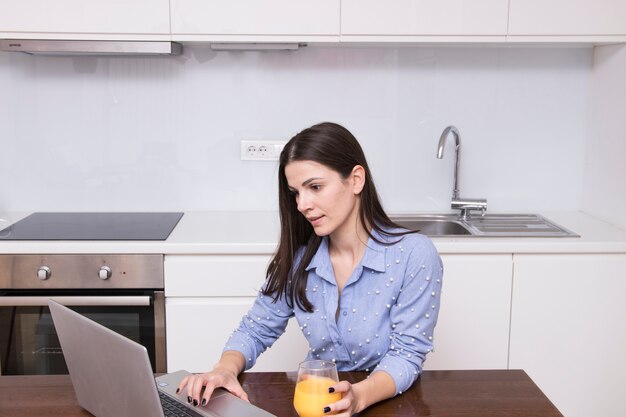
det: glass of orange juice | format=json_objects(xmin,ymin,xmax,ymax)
[{"xmin": 293, "ymin": 360, "xmax": 341, "ymax": 417}]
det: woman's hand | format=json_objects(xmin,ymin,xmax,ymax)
[
  {"xmin": 324, "ymin": 371, "xmax": 397, "ymax": 415},
  {"xmin": 323, "ymin": 380, "xmax": 361, "ymax": 416},
  {"xmin": 177, "ymin": 367, "xmax": 249, "ymax": 407},
  {"xmin": 176, "ymin": 350, "xmax": 248, "ymax": 407}
]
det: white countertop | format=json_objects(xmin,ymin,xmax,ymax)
[{"xmin": 1, "ymin": 211, "xmax": 626, "ymax": 255}]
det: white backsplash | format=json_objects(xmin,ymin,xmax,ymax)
[{"xmin": 0, "ymin": 46, "xmax": 592, "ymax": 214}]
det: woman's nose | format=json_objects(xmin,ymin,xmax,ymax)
[{"xmin": 296, "ymin": 193, "xmax": 312, "ymax": 213}]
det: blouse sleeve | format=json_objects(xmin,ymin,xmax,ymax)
[
  {"xmin": 223, "ymin": 283, "xmax": 294, "ymax": 370},
  {"xmin": 372, "ymin": 236, "xmax": 444, "ymax": 394}
]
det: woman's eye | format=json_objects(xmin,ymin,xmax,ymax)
[{"xmin": 310, "ymin": 184, "xmax": 321, "ymax": 191}]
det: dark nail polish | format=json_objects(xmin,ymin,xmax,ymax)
[
  {"xmin": 323, "ymin": 406, "xmax": 331, "ymax": 413},
  {"xmin": 193, "ymin": 399, "xmax": 198, "ymax": 406},
  {"xmin": 328, "ymin": 387, "xmax": 335, "ymax": 393},
  {"xmin": 187, "ymin": 396, "xmax": 192, "ymax": 403},
  {"xmin": 176, "ymin": 388, "xmax": 180, "ymax": 394},
  {"xmin": 201, "ymin": 399, "xmax": 207, "ymax": 406}
]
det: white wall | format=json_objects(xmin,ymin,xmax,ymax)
[
  {"xmin": 0, "ymin": 46, "xmax": 592, "ymax": 214},
  {"xmin": 583, "ymin": 44, "xmax": 626, "ymax": 231}
]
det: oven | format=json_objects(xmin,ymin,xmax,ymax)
[{"xmin": 0, "ymin": 254, "xmax": 166, "ymax": 375}]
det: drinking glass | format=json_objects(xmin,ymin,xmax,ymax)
[{"xmin": 293, "ymin": 360, "xmax": 341, "ymax": 417}]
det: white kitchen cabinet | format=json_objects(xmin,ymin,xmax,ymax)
[
  {"xmin": 0, "ymin": 0, "xmax": 170, "ymax": 41},
  {"xmin": 424, "ymin": 254, "xmax": 512, "ymax": 370},
  {"xmin": 164, "ymin": 255, "xmax": 309, "ymax": 372},
  {"xmin": 170, "ymin": 0, "xmax": 340, "ymax": 42},
  {"xmin": 165, "ymin": 253, "xmax": 514, "ymax": 373},
  {"xmin": 508, "ymin": 0, "xmax": 626, "ymax": 41},
  {"xmin": 510, "ymin": 254, "xmax": 626, "ymax": 417},
  {"xmin": 340, "ymin": 0, "xmax": 508, "ymax": 42}
]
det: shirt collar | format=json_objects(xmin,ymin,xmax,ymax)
[
  {"xmin": 361, "ymin": 228, "xmax": 391, "ymax": 273},
  {"xmin": 305, "ymin": 228, "xmax": 393, "ymax": 280}
]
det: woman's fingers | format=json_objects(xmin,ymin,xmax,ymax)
[
  {"xmin": 191, "ymin": 375, "xmax": 211, "ymax": 405},
  {"xmin": 324, "ymin": 380, "xmax": 355, "ymax": 415},
  {"xmin": 175, "ymin": 370, "xmax": 250, "ymax": 407},
  {"xmin": 330, "ymin": 380, "xmax": 352, "ymax": 393},
  {"xmin": 222, "ymin": 381, "xmax": 250, "ymax": 403},
  {"xmin": 176, "ymin": 375, "xmax": 190, "ymax": 395}
]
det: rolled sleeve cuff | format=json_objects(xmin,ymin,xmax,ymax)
[
  {"xmin": 223, "ymin": 330, "xmax": 262, "ymax": 370},
  {"xmin": 372, "ymin": 354, "xmax": 421, "ymax": 395}
]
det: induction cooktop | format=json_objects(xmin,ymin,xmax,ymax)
[{"xmin": 0, "ymin": 212, "xmax": 184, "ymax": 241}]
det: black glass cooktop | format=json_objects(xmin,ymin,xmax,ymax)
[{"xmin": 0, "ymin": 212, "xmax": 184, "ymax": 241}]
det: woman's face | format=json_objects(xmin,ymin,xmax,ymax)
[{"xmin": 285, "ymin": 160, "xmax": 364, "ymax": 238}]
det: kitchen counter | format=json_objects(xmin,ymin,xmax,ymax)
[
  {"xmin": 0, "ymin": 370, "xmax": 563, "ymax": 417},
  {"xmin": 1, "ymin": 210, "xmax": 626, "ymax": 254}
]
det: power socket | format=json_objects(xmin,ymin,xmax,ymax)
[{"xmin": 241, "ymin": 141, "xmax": 286, "ymax": 161}]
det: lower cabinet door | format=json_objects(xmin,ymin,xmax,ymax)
[
  {"xmin": 423, "ymin": 254, "xmax": 513, "ymax": 370},
  {"xmin": 166, "ymin": 297, "xmax": 309, "ymax": 372},
  {"xmin": 510, "ymin": 254, "xmax": 626, "ymax": 417}
]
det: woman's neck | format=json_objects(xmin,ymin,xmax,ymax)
[{"xmin": 328, "ymin": 214, "xmax": 370, "ymax": 263}]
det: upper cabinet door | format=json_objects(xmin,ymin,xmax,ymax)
[
  {"xmin": 170, "ymin": 0, "xmax": 340, "ymax": 42},
  {"xmin": 341, "ymin": 0, "xmax": 508, "ymax": 41},
  {"xmin": 0, "ymin": 0, "xmax": 170, "ymax": 40},
  {"xmin": 508, "ymin": 0, "xmax": 626, "ymax": 39}
]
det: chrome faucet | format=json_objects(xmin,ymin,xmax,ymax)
[
  {"xmin": 437, "ymin": 126, "xmax": 487, "ymax": 219},
  {"xmin": 437, "ymin": 126, "xmax": 461, "ymax": 200}
]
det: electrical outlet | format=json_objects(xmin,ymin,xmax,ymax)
[{"xmin": 241, "ymin": 141, "xmax": 286, "ymax": 161}]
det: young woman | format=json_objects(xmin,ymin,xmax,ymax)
[{"xmin": 179, "ymin": 122, "xmax": 443, "ymax": 416}]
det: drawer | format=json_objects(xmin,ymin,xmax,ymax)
[{"xmin": 164, "ymin": 255, "xmax": 271, "ymax": 296}]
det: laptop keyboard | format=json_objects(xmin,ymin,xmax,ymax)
[{"xmin": 159, "ymin": 391, "xmax": 206, "ymax": 417}]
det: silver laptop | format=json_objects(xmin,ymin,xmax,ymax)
[{"xmin": 48, "ymin": 299, "xmax": 276, "ymax": 417}]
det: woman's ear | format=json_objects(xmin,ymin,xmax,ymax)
[{"xmin": 351, "ymin": 165, "xmax": 366, "ymax": 195}]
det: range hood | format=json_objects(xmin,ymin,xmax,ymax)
[{"xmin": 0, "ymin": 39, "xmax": 182, "ymax": 56}]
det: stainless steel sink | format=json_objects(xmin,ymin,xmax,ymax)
[
  {"xmin": 392, "ymin": 216, "xmax": 472, "ymax": 236},
  {"xmin": 391, "ymin": 213, "xmax": 579, "ymax": 237}
]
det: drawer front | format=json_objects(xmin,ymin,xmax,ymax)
[{"xmin": 164, "ymin": 255, "xmax": 271, "ymax": 296}]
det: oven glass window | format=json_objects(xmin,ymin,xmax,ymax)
[{"xmin": 0, "ymin": 304, "xmax": 156, "ymax": 375}]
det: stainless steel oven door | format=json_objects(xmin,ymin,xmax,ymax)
[{"xmin": 0, "ymin": 290, "xmax": 165, "ymax": 375}]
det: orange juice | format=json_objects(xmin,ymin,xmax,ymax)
[{"xmin": 293, "ymin": 376, "xmax": 341, "ymax": 417}]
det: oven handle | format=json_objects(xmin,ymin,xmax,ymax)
[{"xmin": 0, "ymin": 296, "xmax": 151, "ymax": 307}]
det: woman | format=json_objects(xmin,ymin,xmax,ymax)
[{"xmin": 179, "ymin": 122, "xmax": 443, "ymax": 415}]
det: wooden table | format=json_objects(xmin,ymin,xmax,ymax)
[{"xmin": 0, "ymin": 370, "xmax": 563, "ymax": 417}]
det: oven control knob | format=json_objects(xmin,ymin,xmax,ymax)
[
  {"xmin": 99, "ymin": 266, "xmax": 112, "ymax": 280},
  {"xmin": 37, "ymin": 266, "xmax": 51, "ymax": 280}
]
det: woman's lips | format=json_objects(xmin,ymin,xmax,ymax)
[{"xmin": 308, "ymin": 215, "xmax": 324, "ymax": 226}]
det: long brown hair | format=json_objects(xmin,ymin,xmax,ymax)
[{"xmin": 263, "ymin": 122, "xmax": 411, "ymax": 312}]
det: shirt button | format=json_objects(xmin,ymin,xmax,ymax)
[{"xmin": 342, "ymin": 311, "xmax": 347, "ymax": 316}]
